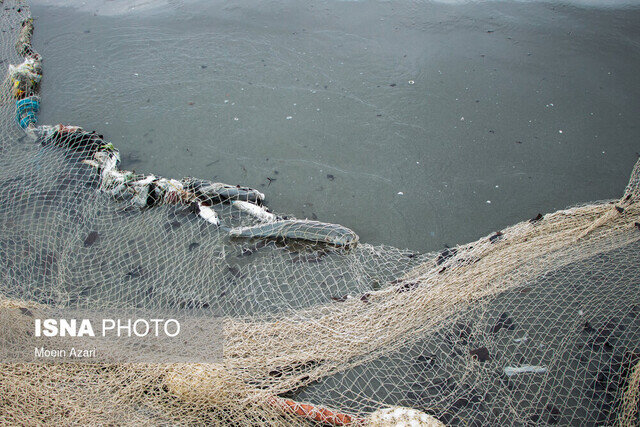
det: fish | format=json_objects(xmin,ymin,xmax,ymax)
[
  {"xmin": 197, "ymin": 203, "xmax": 220, "ymax": 226},
  {"xmin": 231, "ymin": 200, "xmax": 276, "ymax": 222},
  {"xmin": 182, "ymin": 178, "xmax": 264, "ymax": 205},
  {"xmin": 229, "ymin": 219, "xmax": 358, "ymax": 248}
]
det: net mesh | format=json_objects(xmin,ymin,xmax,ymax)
[{"xmin": 1, "ymin": 1, "xmax": 639, "ymax": 425}]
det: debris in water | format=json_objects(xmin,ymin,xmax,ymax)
[
  {"xmin": 326, "ymin": 174, "xmax": 334, "ymax": 181},
  {"xmin": 183, "ymin": 178, "xmax": 264, "ymax": 205},
  {"xmin": 504, "ymin": 365, "xmax": 547, "ymax": 376},
  {"xmin": 530, "ymin": 213, "xmax": 543, "ymax": 223},
  {"xmin": 416, "ymin": 354, "xmax": 435, "ymax": 366},
  {"xmin": 489, "ymin": 231, "xmax": 503, "ymax": 243},
  {"xmin": 238, "ymin": 246, "xmax": 255, "ymax": 257},
  {"xmin": 232, "ymin": 200, "xmax": 276, "ymax": 222},
  {"xmin": 83, "ymin": 231, "xmax": 100, "ymax": 247},
  {"xmin": 492, "ymin": 312, "xmax": 514, "ymax": 333},
  {"xmin": 470, "ymin": 347, "xmax": 490, "ymax": 362},
  {"xmin": 513, "ymin": 334, "xmax": 528, "ymax": 343},
  {"xmin": 197, "ymin": 204, "xmax": 220, "ymax": 225}
]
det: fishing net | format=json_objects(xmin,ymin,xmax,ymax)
[{"xmin": 1, "ymin": 1, "xmax": 640, "ymax": 425}]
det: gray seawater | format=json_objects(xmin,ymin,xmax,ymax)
[{"xmin": 30, "ymin": 0, "xmax": 640, "ymax": 253}]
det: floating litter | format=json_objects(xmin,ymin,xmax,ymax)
[{"xmin": 504, "ymin": 365, "xmax": 548, "ymax": 377}]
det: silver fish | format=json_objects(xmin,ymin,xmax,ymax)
[
  {"xmin": 182, "ymin": 178, "xmax": 264, "ymax": 205},
  {"xmin": 229, "ymin": 219, "xmax": 358, "ymax": 248},
  {"xmin": 231, "ymin": 200, "xmax": 276, "ymax": 222}
]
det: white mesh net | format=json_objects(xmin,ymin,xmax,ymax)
[{"xmin": 1, "ymin": 2, "xmax": 639, "ymax": 425}]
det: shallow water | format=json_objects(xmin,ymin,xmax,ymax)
[{"xmin": 30, "ymin": 0, "xmax": 640, "ymax": 253}]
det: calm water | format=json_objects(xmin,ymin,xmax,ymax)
[{"xmin": 31, "ymin": 0, "xmax": 640, "ymax": 252}]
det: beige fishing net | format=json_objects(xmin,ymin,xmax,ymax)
[{"xmin": 1, "ymin": 1, "xmax": 639, "ymax": 425}]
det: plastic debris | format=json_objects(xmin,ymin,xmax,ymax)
[
  {"xmin": 16, "ymin": 95, "xmax": 39, "ymax": 128},
  {"xmin": 368, "ymin": 406, "xmax": 445, "ymax": 427},
  {"xmin": 504, "ymin": 365, "xmax": 547, "ymax": 377},
  {"xmin": 8, "ymin": 57, "xmax": 41, "ymax": 99},
  {"xmin": 40, "ymin": 124, "xmax": 108, "ymax": 153}
]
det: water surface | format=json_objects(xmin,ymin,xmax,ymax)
[{"xmin": 31, "ymin": 0, "xmax": 640, "ymax": 252}]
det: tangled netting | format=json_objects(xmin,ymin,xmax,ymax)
[{"xmin": 1, "ymin": 2, "xmax": 640, "ymax": 425}]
